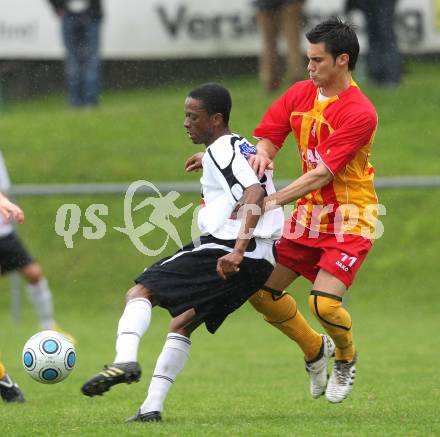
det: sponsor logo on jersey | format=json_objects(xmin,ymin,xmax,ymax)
[{"xmin": 239, "ymin": 141, "xmax": 256, "ymax": 158}]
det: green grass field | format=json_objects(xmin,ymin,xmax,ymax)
[
  {"xmin": 1, "ymin": 62, "xmax": 439, "ymax": 183},
  {"xmin": 0, "ymin": 63, "xmax": 439, "ymax": 436}
]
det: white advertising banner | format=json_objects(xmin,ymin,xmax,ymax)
[{"xmin": 0, "ymin": 0, "xmax": 439, "ymax": 59}]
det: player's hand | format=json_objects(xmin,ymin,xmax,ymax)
[
  {"xmin": 185, "ymin": 152, "xmax": 204, "ymax": 172},
  {"xmin": 0, "ymin": 197, "xmax": 24, "ymax": 224},
  {"xmin": 216, "ymin": 251, "xmax": 244, "ymax": 280},
  {"xmin": 248, "ymin": 153, "xmax": 274, "ymax": 179}
]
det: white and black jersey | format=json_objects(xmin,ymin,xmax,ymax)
[
  {"xmin": 0, "ymin": 151, "xmax": 13, "ymax": 238},
  {"xmin": 135, "ymin": 133, "xmax": 282, "ymax": 334},
  {"xmin": 197, "ymin": 134, "xmax": 283, "ymax": 264}
]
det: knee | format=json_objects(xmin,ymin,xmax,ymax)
[
  {"xmin": 169, "ymin": 309, "xmax": 196, "ymax": 337},
  {"xmin": 169, "ymin": 319, "xmax": 190, "ymax": 337},
  {"xmin": 309, "ymin": 291, "xmax": 351, "ymax": 330},
  {"xmin": 248, "ymin": 290, "xmax": 270, "ymax": 314},
  {"xmin": 249, "ymin": 289, "xmax": 297, "ymax": 323},
  {"xmin": 309, "ymin": 291, "xmax": 341, "ymax": 319},
  {"xmin": 169, "ymin": 318, "xmax": 181, "ymax": 333},
  {"xmin": 21, "ymin": 263, "xmax": 43, "ymax": 284},
  {"xmin": 125, "ymin": 284, "xmax": 154, "ymax": 304}
]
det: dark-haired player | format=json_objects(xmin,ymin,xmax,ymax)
[
  {"xmin": 247, "ymin": 17, "xmax": 379, "ymax": 403},
  {"xmin": 81, "ymin": 83, "xmax": 284, "ymax": 421}
]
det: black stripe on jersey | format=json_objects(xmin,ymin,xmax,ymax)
[
  {"xmin": 156, "ymin": 234, "xmax": 259, "ymax": 268},
  {"xmin": 199, "ymin": 234, "xmax": 257, "ymax": 252},
  {"xmin": 230, "ymin": 135, "xmax": 243, "ymax": 146},
  {"xmin": 207, "ymin": 144, "xmax": 245, "ymax": 201}
]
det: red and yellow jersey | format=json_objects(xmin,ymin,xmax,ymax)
[{"xmin": 254, "ymin": 79, "xmax": 379, "ymax": 238}]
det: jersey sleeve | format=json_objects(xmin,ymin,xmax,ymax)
[
  {"xmin": 197, "ymin": 192, "xmax": 235, "ymax": 235},
  {"xmin": 206, "ymin": 142, "xmax": 260, "ymax": 202},
  {"xmin": 316, "ymin": 110, "xmax": 377, "ymax": 175},
  {"xmin": 253, "ymin": 87, "xmax": 296, "ymax": 149}
]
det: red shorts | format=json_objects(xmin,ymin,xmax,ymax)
[{"xmin": 275, "ymin": 226, "xmax": 372, "ymax": 288}]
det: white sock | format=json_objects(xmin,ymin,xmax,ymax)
[
  {"xmin": 140, "ymin": 332, "xmax": 191, "ymax": 414},
  {"xmin": 114, "ymin": 298, "xmax": 152, "ymax": 363},
  {"xmin": 26, "ymin": 277, "xmax": 55, "ymax": 330}
]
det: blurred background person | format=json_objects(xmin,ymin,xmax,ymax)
[
  {"xmin": 0, "ymin": 192, "xmax": 25, "ymax": 403},
  {"xmin": 346, "ymin": 0, "xmax": 402, "ymax": 86},
  {"xmin": 48, "ymin": 0, "xmax": 103, "ymax": 108},
  {"xmin": 254, "ymin": 0, "xmax": 305, "ymax": 93},
  {"xmin": 0, "ymin": 153, "xmax": 74, "ymax": 340},
  {"xmin": 0, "ymin": 217, "xmax": 71, "ymax": 336}
]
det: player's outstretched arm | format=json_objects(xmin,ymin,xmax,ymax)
[
  {"xmin": 264, "ymin": 163, "xmax": 333, "ymax": 210},
  {"xmin": 184, "ymin": 152, "xmax": 204, "ymax": 172},
  {"xmin": 0, "ymin": 192, "xmax": 24, "ymax": 223}
]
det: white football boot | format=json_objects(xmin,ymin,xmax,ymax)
[
  {"xmin": 325, "ymin": 354, "xmax": 357, "ymax": 403},
  {"xmin": 305, "ymin": 335, "xmax": 335, "ymax": 398}
]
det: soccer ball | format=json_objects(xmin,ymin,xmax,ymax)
[{"xmin": 22, "ymin": 330, "xmax": 76, "ymax": 384}]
